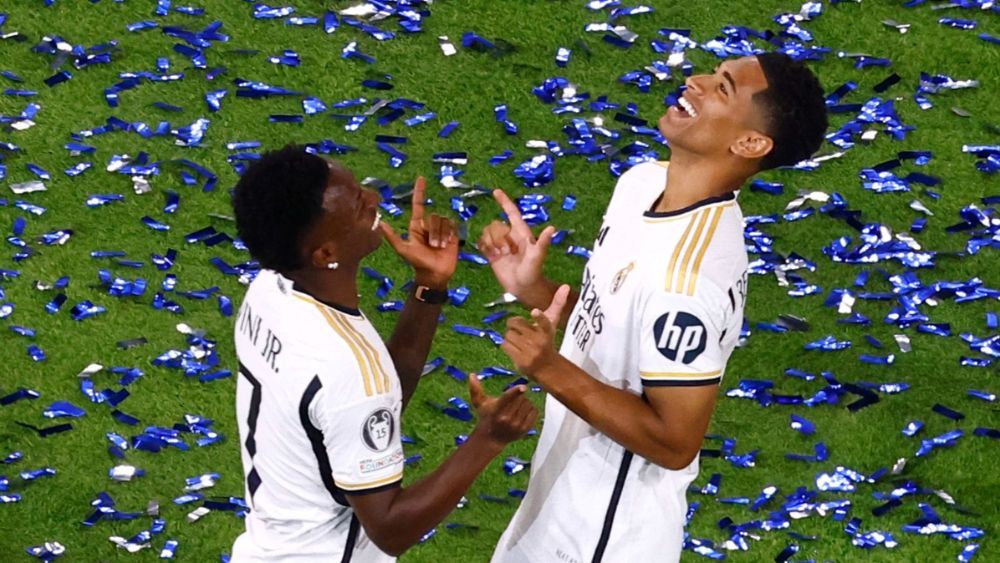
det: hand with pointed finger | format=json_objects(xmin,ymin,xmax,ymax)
[
  {"xmin": 500, "ymin": 285, "xmax": 571, "ymax": 378},
  {"xmin": 477, "ymin": 189, "xmax": 557, "ymax": 302},
  {"xmin": 468, "ymin": 375, "xmax": 538, "ymax": 448},
  {"xmin": 379, "ymin": 177, "xmax": 459, "ymax": 288}
]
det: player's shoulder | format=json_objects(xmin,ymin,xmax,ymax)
[
  {"xmin": 616, "ymin": 160, "xmax": 669, "ymax": 186},
  {"xmin": 636, "ymin": 201, "xmax": 742, "ymax": 300},
  {"xmin": 290, "ymin": 296, "xmax": 396, "ymax": 400},
  {"xmin": 607, "ymin": 160, "xmax": 668, "ymax": 213}
]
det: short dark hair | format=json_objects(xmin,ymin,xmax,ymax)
[
  {"xmin": 232, "ymin": 145, "xmax": 329, "ymax": 272},
  {"xmin": 753, "ymin": 53, "xmax": 828, "ymax": 171}
]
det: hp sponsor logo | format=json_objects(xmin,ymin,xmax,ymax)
[{"xmin": 652, "ymin": 311, "xmax": 706, "ymax": 364}]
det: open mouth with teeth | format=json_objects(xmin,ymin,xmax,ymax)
[
  {"xmin": 675, "ymin": 96, "xmax": 699, "ymax": 118},
  {"xmin": 371, "ymin": 211, "xmax": 382, "ymax": 231}
]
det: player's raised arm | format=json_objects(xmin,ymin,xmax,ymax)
[
  {"xmin": 478, "ymin": 189, "xmax": 578, "ymax": 327},
  {"xmin": 502, "ymin": 287, "xmax": 721, "ymax": 470},
  {"xmin": 381, "ymin": 177, "xmax": 459, "ymax": 409},
  {"xmin": 343, "ymin": 377, "xmax": 537, "ymax": 556}
]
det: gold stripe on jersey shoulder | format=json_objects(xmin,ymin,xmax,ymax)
[
  {"xmin": 327, "ymin": 310, "xmax": 392, "ymax": 394},
  {"xmin": 357, "ymin": 325, "xmax": 392, "ymax": 395},
  {"xmin": 640, "ymin": 369, "xmax": 722, "ymax": 380},
  {"xmin": 337, "ymin": 470, "xmax": 404, "ymax": 491},
  {"xmin": 293, "ymin": 295, "xmax": 375, "ymax": 396},
  {"xmin": 672, "ymin": 209, "xmax": 711, "ymax": 293},
  {"xmin": 685, "ymin": 206, "xmax": 726, "ymax": 296},
  {"xmin": 664, "ymin": 209, "xmax": 703, "ymax": 292},
  {"xmin": 319, "ymin": 307, "xmax": 381, "ymax": 396}
]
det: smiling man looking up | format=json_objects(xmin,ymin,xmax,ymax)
[{"xmin": 478, "ymin": 54, "xmax": 828, "ymax": 562}]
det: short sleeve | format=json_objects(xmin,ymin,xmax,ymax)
[
  {"xmin": 311, "ymin": 385, "xmax": 404, "ymax": 494},
  {"xmin": 638, "ymin": 288, "xmax": 726, "ymax": 387}
]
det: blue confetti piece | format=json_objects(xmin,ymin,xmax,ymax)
[
  {"xmin": 205, "ymin": 88, "xmax": 227, "ymax": 112},
  {"xmin": 503, "ymin": 456, "xmax": 530, "ymax": 476},
  {"xmin": 963, "ymin": 389, "xmax": 994, "ymax": 403},
  {"xmin": 805, "ymin": 335, "xmax": 852, "ymax": 351},
  {"xmin": 438, "ymin": 121, "xmax": 459, "ymax": 138},
  {"xmin": 26, "ymin": 344, "xmax": 47, "ymax": 362},
  {"xmin": 70, "ymin": 300, "xmax": 106, "ymax": 321},
  {"xmin": 859, "ymin": 353, "xmax": 894, "ymax": 365},
  {"xmin": 939, "ymin": 18, "xmax": 977, "ymax": 30},
  {"xmin": 958, "ymin": 544, "xmax": 980, "ymax": 563},
  {"xmin": 41, "ymin": 401, "xmax": 84, "ymax": 418},
  {"xmin": 902, "ymin": 420, "xmax": 924, "ymax": 437},
  {"xmin": 441, "ymin": 396, "xmax": 472, "ymax": 422},
  {"xmin": 789, "ymin": 414, "xmax": 816, "ymax": 435},
  {"xmin": 916, "ymin": 429, "xmax": 963, "ymax": 457},
  {"xmin": 341, "ymin": 41, "xmax": 375, "ymax": 63},
  {"xmin": 932, "ymin": 403, "xmax": 965, "ymax": 421},
  {"xmin": 482, "ymin": 310, "xmax": 508, "ymax": 324}
]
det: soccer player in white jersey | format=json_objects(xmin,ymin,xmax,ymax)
[
  {"xmin": 230, "ymin": 146, "xmax": 538, "ymax": 562},
  {"xmin": 479, "ymin": 54, "xmax": 828, "ymax": 562}
]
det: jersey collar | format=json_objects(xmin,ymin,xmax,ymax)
[
  {"xmin": 643, "ymin": 191, "xmax": 736, "ymax": 219},
  {"xmin": 291, "ymin": 281, "xmax": 362, "ymax": 317}
]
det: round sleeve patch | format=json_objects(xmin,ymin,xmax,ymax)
[
  {"xmin": 361, "ymin": 408, "xmax": 395, "ymax": 452},
  {"xmin": 652, "ymin": 311, "xmax": 707, "ymax": 364}
]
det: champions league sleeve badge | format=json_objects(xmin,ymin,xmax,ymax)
[{"xmin": 361, "ymin": 408, "xmax": 395, "ymax": 452}]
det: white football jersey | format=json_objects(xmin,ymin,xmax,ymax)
[
  {"xmin": 493, "ymin": 161, "xmax": 748, "ymax": 562},
  {"xmin": 232, "ymin": 269, "xmax": 403, "ymax": 563}
]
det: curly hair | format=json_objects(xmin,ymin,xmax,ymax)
[
  {"xmin": 753, "ymin": 53, "xmax": 829, "ymax": 171},
  {"xmin": 232, "ymin": 145, "xmax": 329, "ymax": 272}
]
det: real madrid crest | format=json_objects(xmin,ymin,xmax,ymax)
[{"xmin": 610, "ymin": 261, "xmax": 635, "ymax": 294}]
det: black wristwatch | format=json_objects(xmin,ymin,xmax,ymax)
[{"xmin": 413, "ymin": 285, "xmax": 449, "ymax": 305}]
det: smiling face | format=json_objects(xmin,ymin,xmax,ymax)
[
  {"xmin": 658, "ymin": 56, "xmax": 774, "ymax": 165},
  {"xmin": 300, "ymin": 160, "xmax": 383, "ymax": 268}
]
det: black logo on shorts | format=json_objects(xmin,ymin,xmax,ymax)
[
  {"xmin": 653, "ymin": 311, "xmax": 706, "ymax": 364},
  {"xmin": 361, "ymin": 408, "xmax": 395, "ymax": 452}
]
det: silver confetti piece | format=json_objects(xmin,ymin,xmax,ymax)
[
  {"xmin": 186, "ymin": 506, "xmax": 211, "ymax": 523},
  {"xmin": 881, "ymin": 19, "xmax": 911, "ymax": 33},
  {"xmin": 176, "ymin": 323, "xmax": 206, "ymax": 337},
  {"xmin": 132, "ymin": 176, "xmax": 151, "ymax": 195},
  {"xmin": 895, "ymin": 232, "xmax": 922, "ymax": 250},
  {"xmin": 78, "ymin": 363, "xmax": 104, "ymax": 378},
  {"xmin": 774, "ymin": 269, "xmax": 789, "ymax": 287},
  {"xmin": 11, "ymin": 118, "xmax": 35, "ymax": 131},
  {"xmin": 785, "ymin": 190, "xmax": 829, "ymax": 211},
  {"xmin": 909, "ymin": 200, "xmax": 934, "ymax": 216},
  {"xmin": 838, "ymin": 292, "xmax": 856, "ymax": 314},
  {"xmin": 891, "ymin": 458, "xmax": 907, "ymax": 475},
  {"xmin": 109, "ymin": 535, "xmax": 149, "ymax": 553},
  {"xmin": 894, "ymin": 334, "xmax": 912, "ymax": 353},
  {"xmin": 10, "ymin": 181, "xmax": 46, "ymax": 194},
  {"xmin": 109, "ymin": 464, "xmax": 141, "ymax": 482},
  {"xmin": 438, "ymin": 36, "xmax": 456, "ymax": 56},
  {"xmin": 339, "ymin": 3, "xmax": 377, "ymax": 17},
  {"xmin": 933, "ymin": 489, "xmax": 956, "ymax": 505},
  {"xmin": 484, "ymin": 293, "xmax": 518, "ymax": 308},
  {"xmin": 107, "ymin": 154, "xmax": 130, "ymax": 172}
]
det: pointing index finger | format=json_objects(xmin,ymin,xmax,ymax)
[
  {"xmin": 493, "ymin": 189, "xmax": 531, "ymax": 236},
  {"xmin": 410, "ymin": 176, "xmax": 426, "ymax": 225}
]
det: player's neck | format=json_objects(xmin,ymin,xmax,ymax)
[
  {"xmin": 283, "ymin": 266, "xmax": 361, "ymax": 310},
  {"xmin": 655, "ymin": 152, "xmax": 750, "ymax": 213}
]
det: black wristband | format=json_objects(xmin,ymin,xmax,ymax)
[{"xmin": 413, "ymin": 285, "xmax": 449, "ymax": 305}]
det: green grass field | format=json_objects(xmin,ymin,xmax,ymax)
[{"xmin": 0, "ymin": 1, "xmax": 998, "ymax": 561}]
